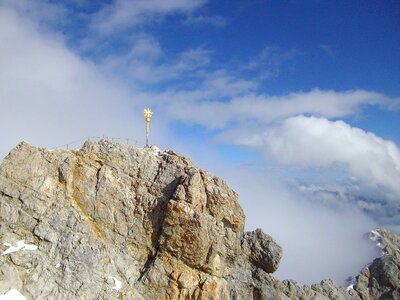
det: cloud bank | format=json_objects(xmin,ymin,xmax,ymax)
[
  {"xmin": 232, "ymin": 115, "xmax": 400, "ymax": 199},
  {"xmin": 224, "ymin": 168, "xmax": 379, "ymax": 285},
  {"xmin": 0, "ymin": 7, "xmax": 145, "ymax": 158},
  {"xmin": 157, "ymin": 88, "xmax": 398, "ymax": 129}
]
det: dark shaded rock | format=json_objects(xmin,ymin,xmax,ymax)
[
  {"xmin": 352, "ymin": 229, "xmax": 400, "ymax": 300},
  {"xmin": 243, "ymin": 228, "xmax": 282, "ymax": 273}
]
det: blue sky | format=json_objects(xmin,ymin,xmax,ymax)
[
  {"xmin": 1, "ymin": 0, "xmax": 400, "ymax": 284},
  {"xmin": 54, "ymin": 0, "xmax": 400, "ymax": 98}
]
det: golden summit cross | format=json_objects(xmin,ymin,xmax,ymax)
[{"xmin": 144, "ymin": 108, "xmax": 153, "ymax": 147}]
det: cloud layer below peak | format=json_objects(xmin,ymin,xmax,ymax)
[{"xmin": 231, "ymin": 115, "xmax": 400, "ymax": 201}]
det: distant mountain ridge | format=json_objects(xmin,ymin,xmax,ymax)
[{"xmin": 0, "ymin": 140, "xmax": 399, "ymax": 299}]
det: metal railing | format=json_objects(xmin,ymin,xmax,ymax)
[{"xmin": 52, "ymin": 136, "xmax": 172, "ymax": 151}]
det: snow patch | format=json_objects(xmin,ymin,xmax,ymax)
[
  {"xmin": 55, "ymin": 263, "xmax": 61, "ymax": 268},
  {"xmin": 369, "ymin": 230, "xmax": 386, "ymax": 253},
  {"xmin": 109, "ymin": 276, "xmax": 122, "ymax": 291},
  {"xmin": 345, "ymin": 276, "xmax": 356, "ymax": 292},
  {"xmin": 370, "ymin": 230, "xmax": 382, "ymax": 241},
  {"xmin": 346, "ymin": 284, "xmax": 354, "ymax": 292},
  {"xmin": 1, "ymin": 241, "xmax": 38, "ymax": 256},
  {"xmin": 151, "ymin": 146, "xmax": 161, "ymax": 156},
  {"xmin": 139, "ymin": 145, "xmax": 168, "ymax": 157},
  {"xmin": 0, "ymin": 289, "xmax": 26, "ymax": 300}
]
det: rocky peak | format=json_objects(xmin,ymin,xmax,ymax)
[
  {"xmin": 0, "ymin": 140, "xmax": 399, "ymax": 300},
  {"xmin": 0, "ymin": 140, "xmax": 278, "ymax": 299}
]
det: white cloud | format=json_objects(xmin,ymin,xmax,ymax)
[
  {"xmin": 101, "ymin": 36, "xmax": 212, "ymax": 84},
  {"xmin": 222, "ymin": 167, "xmax": 379, "ymax": 285},
  {"xmin": 0, "ymin": 7, "xmax": 151, "ymax": 159},
  {"xmin": 129, "ymin": 70, "xmax": 260, "ymax": 128},
  {"xmin": 0, "ymin": 0, "xmax": 67, "ymax": 25},
  {"xmin": 125, "ymin": 35, "xmax": 163, "ymax": 62},
  {"xmin": 245, "ymin": 46, "xmax": 300, "ymax": 79},
  {"xmin": 160, "ymin": 88, "xmax": 398, "ymax": 129},
  {"xmin": 232, "ymin": 115, "xmax": 400, "ymax": 199},
  {"xmin": 91, "ymin": 0, "xmax": 207, "ymax": 34}
]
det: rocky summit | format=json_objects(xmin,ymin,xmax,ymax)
[{"xmin": 0, "ymin": 140, "xmax": 399, "ymax": 300}]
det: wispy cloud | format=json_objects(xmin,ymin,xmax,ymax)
[
  {"xmin": 320, "ymin": 44, "xmax": 335, "ymax": 57},
  {"xmin": 245, "ymin": 46, "xmax": 300, "ymax": 79},
  {"xmin": 0, "ymin": 0, "xmax": 68, "ymax": 25},
  {"xmin": 184, "ymin": 14, "xmax": 227, "ymax": 27},
  {"xmin": 90, "ymin": 0, "xmax": 208, "ymax": 34},
  {"xmin": 158, "ymin": 88, "xmax": 398, "ymax": 129},
  {"xmin": 100, "ymin": 38, "xmax": 213, "ymax": 84}
]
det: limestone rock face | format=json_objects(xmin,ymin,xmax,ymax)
[
  {"xmin": 353, "ymin": 230, "xmax": 400, "ymax": 300},
  {"xmin": 242, "ymin": 229, "xmax": 282, "ymax": 274},
  {"xmin": 0, "ymin": 140, "xmax": 399, "ymax": 300},
  {"xmin": 0, "ymin": 140, "xmax": 270, "ymax": 299}
]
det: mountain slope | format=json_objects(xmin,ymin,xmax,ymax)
[{"xmin": 0, "ymin": 140, "xmax": 399, "ymax": 299}]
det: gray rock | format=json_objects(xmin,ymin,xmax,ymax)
[
  {"xmin": 242, "ymin": 228, "xmax": 283, "ymax": 273},
  {"xmin": 352, "ymin": 229, "xmax": 400, "ymax": 300},
  {"xmin": 0, "ymin": 140, "xmax": 399, "ymax": 299}
]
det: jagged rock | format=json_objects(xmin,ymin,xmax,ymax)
[
  {"xmin": 242, "ymin": 228, "xmax": 282, "ymax": 274},
  {"xmin": 0, "ymin": 140, "xmax": 399, "ymax": 300},
  {"xmin": 353, "ymin": 229, "xmax": 400, "ymax": 300},
  {"xmin": 0, "ymin": 140, "xmax": 247, "ymax": 299}
]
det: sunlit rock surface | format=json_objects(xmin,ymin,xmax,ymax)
[{"xmin": 0, "ymin": 140, "xmax": 399, "ymax": 299}]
